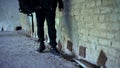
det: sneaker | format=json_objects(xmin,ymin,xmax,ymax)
[
  {"xmin": 37, "ymin": 42, "xmax": 45, "ymax": 53},
  {"xmin": 50, "ymin": 48, "xmax": 61, "ymax": 56}
]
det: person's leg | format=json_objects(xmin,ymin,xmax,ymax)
[
  {"xmin": 36, "ymin": 9, "xmax": 45, "ymax": 42},
  {"xmin": 35, "ymin": 9, "xmax": 46, "ymax": 52},
  {"xmin": 45, "ymin": 9, "xmax": 57, "ymax": 48},
  {"xmin": 45, "ymin": 9, "xmax": 61, "ymax": 56}
]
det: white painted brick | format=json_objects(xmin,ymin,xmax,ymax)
[
  {"xmin": 114, "ymin": 32, "xmax": 120, "ymax": 41},
  {"xmin": 92, "ymin": 8, "xmax": 101, "ymax": 14},
  {"xmin": 85, "ymin": 1, "xmax": 96, "ymax": 8},
  {"xmin": 111, "ymin": 22, "xmax": 120, "ymax": 31},
  {"xmin": 112, "ymin": 41, "xmax": 120, "ymax": 49},
  {"xmin": 89, "ymin": 29, "xmax": 114, "ymax": 39},
  {"xmin": 95, "ymin": 0, "xmax": 102, "ymax": 6},
  {"xmin": 106, "ymin": 14, "xmax": 120, "ymax": 22},
  {"xmin": 101, "ymin": 0, "xmax": 114, "ymax": 6},
  {"xmin": 98, "ymin": 38, "xmax": 111, "ymax": 46},
  {"xmin": 98, "ymin": 15, "xmax": 105, "ymax": 22},
  {"xmin": 100, "ymin": 7, "xmax": 114, "ymax": 14},
  {"xmin": 114, "ymin": 7, "xmax": 120, "ymax": 13}
]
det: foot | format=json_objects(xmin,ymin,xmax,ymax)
[
  {"xmin": 50, "ymin": 47, "xmax": 61, "ymax": 56},
  {"xmin": 37, "ymin": 42, "xmax": 45, "ymax": 53}
]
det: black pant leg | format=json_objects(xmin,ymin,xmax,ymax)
[
  {"xmin": 35, "ymin": 9, "xmax": 45, "ymax": 42},
  {"xmin": 45, "ymin": 9, "xmax": 57, "ymax": 47}
]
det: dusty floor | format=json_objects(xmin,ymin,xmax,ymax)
[{"xmin": 0, "ymin": 31, "xmax": 78, "ymax": 68}]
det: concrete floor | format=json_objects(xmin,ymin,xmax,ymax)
[{"xmin": 0, "ymin": 31, "xmax": 78, "ymax": 68}]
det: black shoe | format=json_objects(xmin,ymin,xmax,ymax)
[
  {"xmin": 37, "ymin": 42, "xmax": 45, "ymax": 53},
  {"xmin": 50, "ymin": 48, "xmax": 61, "ymax": 56}
]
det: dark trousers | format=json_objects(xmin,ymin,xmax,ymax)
[{"xmin": 35, "ymin": 8, "xmax": 57, "ymax": 48}]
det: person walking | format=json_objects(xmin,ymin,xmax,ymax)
[{"xmin": 35, "ymin": 0, "xmax": 64, "ymax": 56}]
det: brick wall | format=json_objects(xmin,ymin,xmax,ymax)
[{"xmin": 57, "ymin": 0, "xmax": 120, "ymax": 67}]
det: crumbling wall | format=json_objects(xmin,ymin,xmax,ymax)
[{"xmin": 57, "ymin": 0, "xmax": 120, "ymax": 68}]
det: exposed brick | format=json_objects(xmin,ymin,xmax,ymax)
[
  {"xmin": 97, "ymin": 50, "xmax": 107, "ymax": 66},
  {"xmin": 57, "ymin": 40, "xmax": 62, "ymax": 51},
  {"xmin": 67, "ymin": 40, "xmax": 73, "ymax": 52},
  {"xmin": 79, "ymin": 46, "xmax": 86, "ymax": 58}
]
